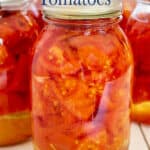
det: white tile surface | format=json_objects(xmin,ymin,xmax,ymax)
[
  {"xmin": 141, "ymin": 124, "xmax": 150, "ymax": 148},
  {"xmin": 0, "ymin": 141, "xmax": 33, "ymax": 150},
  {"xmin": 129, "ymin": 123, "xmax": 148, "ymax": 150},
  {"xmin": 0, "ymin": 123, "xmax": 149, "ymax": 150}
]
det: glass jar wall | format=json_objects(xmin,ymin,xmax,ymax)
[
  {"xmin": 0, "ymin": 0, "xmax": 40, "ymax": 146},
  {"xmin": 32, "ymin": 2, "xmax": 133, "ymax": 149}
]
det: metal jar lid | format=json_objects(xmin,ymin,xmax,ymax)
[{"xmin": 43, "ymin": 0, "xmax": 122, "ymax": 19}]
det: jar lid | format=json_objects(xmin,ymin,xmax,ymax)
[
  {"xmin": 0, "ymin": 0, "xmax": 29, "ymax": 10},
  {"xmin": 43, "ymin": 0, "xmax": 122, "ymax": 19}
]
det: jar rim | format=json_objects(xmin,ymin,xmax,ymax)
[{"xmin": 43, "ymin": 9, "xmax": 122, "ymax": 20}]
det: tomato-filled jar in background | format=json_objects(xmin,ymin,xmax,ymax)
[
  {"xmin": 32, "ymin": 0, "xmax": 133, "ymax": 149},
  {"xmin": 28, "ymin": 0, "xmax": 45, "ymax": 29},
  {"xmin": 120, "ymin": 0, "xmax": 136, "ymax": 28},
  {"xmin": 126, "ymin": 0, "xmax": 150, "ymax": 124},
  {"xmin": 33, "ymin": 0, "xmax": 41, "ymax": 8},
  {"xmin": 0, "ymin": 0, "xmax": 40, "ymax": 146}
]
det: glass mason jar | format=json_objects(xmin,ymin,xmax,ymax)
[
  {"xmin": 0, "ymin": 0, "xmax": 40, "ymax": 146},
  {"xmin": 126, "ymin": 0, "xmax": 150, "ymax": 124},
  {"xmin": 120, "ymin": 0, "xmax": 136, "ymax": 28},
  {"xmin": 32, "ymin": 0, "xmax": 133, "ymax": 149}
]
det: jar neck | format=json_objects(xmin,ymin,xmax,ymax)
[
  {"xmin": 44, "ymin": 16, "xmax": 121, "ymax": 29},
  {"xmin": 0, "ymin": 0, "xmax": 30, "ymax": 10}
]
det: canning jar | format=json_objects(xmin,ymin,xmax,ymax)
[
  {"xmin": 32, "ymin": 0, "xmax": 133, "ymax": 149},
  {"xmin": 126, "ymin": 0, "xmax": 150, "ymax": 124},
  {"xmin": 120, "ymin": 0, "xmax": 136, "ymax": 28},
  {"xmin": 0, "ymin": 0, "xmax": 39, "ymax": 146}
]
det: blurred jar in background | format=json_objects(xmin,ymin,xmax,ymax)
[
  {"xmin": 120, "ymin": 0, "xmax": 136, "ymax": 28},
  {"xmin": 126, "ymin": 0, "xmax": 150, "ymax": 124},
  {"xmin": 32, "ymin": 0, "xmax": 133, "ymax": 150},
  {"xmin": 28, "ymin": 0, "xmax": 45, "ymax": 30},
  {"xmin": 0, "ymin": 0, "xmax": 40, "ymax": 146},
  {"xmin": 33, "ymin": 0, "xmax": 41, "ymax": 8}
]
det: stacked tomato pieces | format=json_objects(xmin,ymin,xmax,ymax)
[
  {"xmin": 32, "ymin": 25, "xmax": 133, "ymax": 150},
  {"xmin": 0, "ymin": 12, "xmax": 39, "ymax": 115}
]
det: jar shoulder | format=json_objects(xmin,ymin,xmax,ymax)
[
  {"xmin": 32, "ymin": 24, "xmax": 133, "ymax": 80},
  {"xmin": 34, "ymin": 23, "xmax": 131, "ymax": 55},
  {"xmin": 0, "ymin": 11, "xmax": 39, "ymax": 42}
]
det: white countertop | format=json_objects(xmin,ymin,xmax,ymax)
[{"xmin": 0, "ymin": 123, "xmax": 149, "ymax": 150}]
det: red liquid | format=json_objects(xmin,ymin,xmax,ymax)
[
  {"xmin": 126, "ymin": 13, "xmax": 150, "ymax": 124},
  {"xmin": 32, "ymin": 19, "xmax": 133, "ymax": 150}
]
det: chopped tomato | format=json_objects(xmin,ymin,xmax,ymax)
[
  {"xmin": 36, "ymin": 45, "xmax": 81, "ymax": 75},
  {"xmin": 62, "ymin": 81, "xmax": 98, "ymax": 120},
  {"xmin": 78, "ymin": 45, "xmax": 108, "ymax": 71},
  {"xmin": 76, "ymin": 129, "xmax": 107, "ymax": 150}
]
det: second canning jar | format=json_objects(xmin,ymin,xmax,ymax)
[
  {"xmin": 0, "ymin": 0, "xmax": 40, "ymax": 146},
  {"xmin": 126, "ymin": 0, "xmax": 150, "ymax": 124},
  {"xmin": 32, "ymin": 0, "xmax": 133, "ymax": 150}
]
